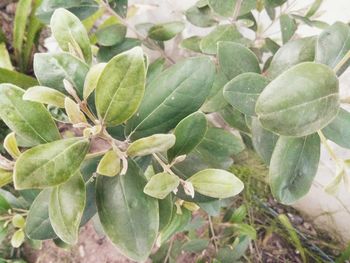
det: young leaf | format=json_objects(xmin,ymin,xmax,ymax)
[
  {"xmin": 187, "ymin": 169, "xmax": 244, "ymax": 198},
  {"xmin": 280, "ymin": 14, "xmax": 297, "ymax": 44},
  {"xmin": 83, "ymin": 63, "xmax": 106, "ymax": 100},
  {"xmin": 0, "ymin": 169, "xmax": 13, "ymax": 188},
  {"xmin": 4, "ymin": 132, "xmax": 21, "ymax": 159},
  {"xmin": 148, "ymin": 22, "xmax": 185, "ymax": 41},
  {"xmin": 97, "ymin": 150, "xmax": 121, "ymax": 177},
  {"xmin": 95, "ymin": 47, "xmax": 146, "ymax": 126},
  {"xmin": 0, "ymin": 84, "xmax": 60, "ymax": 146},
  {"xmin": 144, "ymin": 172, "xmax": 180, "ymax": 199},
  {"xmin": 65, "ymin": 97, "xmax": 87, "ymax": 124},
  {"xmin": 49, "ymin": 172, "xmax": 86, "ymax": 244},
  {"xmin": 168, "ymin": 112, "xmax": 207, "ymax": 161},
  {"xmin": 96, "ymin": 159, "xmax": 159, "ymax": 262},
  {"xmin": 127, "ymin": 134, "xmax": 176, "ymax": 157},
  {"xmin": 11, "ymin": 229, "xmax": 25, "ymax": 248},
  {"xmin": 218, "ymin": 42, "xmax": 260, "ymax": 80},
  {"xmin": 51, "ymin": 8, "xmax": 92, "ymax": 64},
  {"xmin": 256, "ymin": 62, "xmax": 339, "ymax": 137},
  {"xmin": 14, "ymin": 137, "xmax": 90, "ymax": 189},
  {"xmin": 223, "ymin": 73, "xmax": 269, "ymax": 116},
  {"xmin": 126, "ymin": 56, "xmax": 215, "ymax": 139},
  {"xmin": 269, "ymin": 134, "xmax": 320, "ymax": 204},
  {"xmin": 23, "ymin": 86, "xmax": 66, "ymax": 108},
  {"xmin": 12, "ymin": 214, "xmax": 26, "ymax": 229},
  {"xmin": 25, "ymin": 189, "xmax": 57, "ymax": 240}
]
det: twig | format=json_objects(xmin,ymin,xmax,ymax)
[
  {"xmin": 334, "ymin": 50, "xmax": 350, "ymax": 75},
  {"xmin": 208, "ymin": 215, "xmax": 218, "ymax": 252},
  {"xmin": 163, "ymin": 238, "xmax": 174, "ymax": 263}
]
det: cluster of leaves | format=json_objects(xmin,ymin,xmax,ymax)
[{"xmin": 0, "ymin": 0, "xmax": 349, "ymax": 262}]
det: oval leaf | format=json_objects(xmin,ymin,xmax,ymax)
[
  {"xmin": 256, "ymin": 62, "xmax": 339, "ymax": 137},
  {"xmin": 269, "ymin": 134, "xmax": 320, "ymax": 204},
  {"xmin": 127, "ymin": 134, "xmax": 176, "ymax": 157},
  {"xmin": 96, "ymin": 159, "xmax": 159, "ymax": 262},
  {"xmin": 144, "ymin": 172, "xmax": 180, "ymax": 199},
  {"xmin": 14, "ymin": 137, "xmax": 90, "ymax": 189},
  {"xmin": 148, "ymin": 22, "xmax": 184, "ymax": 41},
  {"xmin": 23, "ymin": 86, "xmax": 66, "ymax": 108},
  {"xmin": 97, "ymin": 150, "xmax": 121, "ymax": 177},
  {"xmin": 96, "ymin": 21, "xmax": 126, "ymax": 47},
  {"xmin": 83, "ymin": 63, "xmax": 106, "ymax": 100}
]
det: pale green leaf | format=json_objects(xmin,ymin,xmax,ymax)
[
  {"xmin": 323, "ymin": 108, "xmax": 350, "ymax": 149},
  {"xmin": 127, "ymin": 134, "xmax": 176, "ymax": 157},
  {"xmin": 280, "ymin": 14, "xmax": 297, "ymax": 44},
  {"xmin": 83, "ymin": 63, "xmax": 106, "ymax": 100},
  {"xmin": 144, "ymin": 172, "xmax": 180, "ymax": 199},
  {"xmin": 148, "ymin": 22, "xmax": 185, "ymax": 41},
  {"xmin": 11, "ymin": 229, "xmax": 25, "ymax": 248},
  {"xmin": 23, "ymin": 86, "xmax": 66, "ymax": 108},
  {"xmin": 185, "ymin": 4, "xmax": 218, "ymax": 28},
  {"xmin": 65, "ymin": 97, "xmax": 87, "ymax": 124},
  {"xmin": 4, "ymin": 132, "xmax": 21, "ymax": 159},
  {"xmin": 0, "ymin": 43, "xmax": 13, "ymax": 70},
  {"xmin": 97, "ymin": 150, "xmax": 121, "ymax": 177}
]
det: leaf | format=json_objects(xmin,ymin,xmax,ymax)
[
  {"xmin": 25, "ymin": 189, "xmax": 57, "ymax": 240},
  {"xmin": 51, "ymin": 8, "xmax": 92, "ymax": 64},
  {"xmin": 14, "ymin": 137, "xmax": 90, "ymax": 189},
  {"xmin": 266, "ymin": 37, "xmax": 316, "ymax": 79},
  {"xmin": 109, "ymin": 0, "xmax": 128, "ymax": 18},
  {"xmin": 97, "ymin": 38, "xmax": 141, "ymax": 62},
  {"xmin": 306, "ymin": 0, "xmax": 323, "ymax": 17},
  {"xmin": 96, "ymin": 159, "xmax": 159, "ymax": 262},
  {"xmin": 95, "ymin": 47, "xmax": 146, "ymax": 126},
  {"xmin": 264, "ymin": 38, "xmax": 280, "ymax": 54},
  {"xmin": 265, "ymin": 0, "xmax": 287, "ymax": 8},
  {"xmin": 269, "ymin": 134, "xmax": 320, "ymax": 204},
  {"xmin": 324, "ymin": 166, "xmax": 344, "ymax": 194},
  {"xmin": 127, "ymin": 134, "xmax": 176, "ymax": 157},
  {"xmin": 234, "ymin": 223, "xmax": 257, "ymax": 240},
  {"xmin": 218, "ymin": 42, "xmax": 260, "ymax": 80},
  {"xmin": 208, "ymin": 0, "xmax": 256, "ymax": 17},
  {"xmin": 12, "ymin": 214, "xmax": 26, "ymax": 229},
  {"xmin": 180, "ymin": 36, "xmax": 202, "ymax": 53},
  {"xmin": 4, "ymin": 132, "xmax": 21, "ymax": 159},
  {"xmin": 97, "ymin": 150, "xmax": 121, "ymax": 177},
  {"xmin": 23, "ymin": 86, "xmax": 66, "ymax": 108},
  {"xmin": 159, "ymin": 195, "xmax": 174, "ymax": 231},
  {"xmin": 280, "ymin": 14, "xmax": 297, "ymax": 44},
  {"xmin": 146, "ymin": 58, "xmax": 165, "ymax": 85},
  {"xmin": 83, "ymin": 63, "xmax": 106, "ymax": 100},
  {"xmin": 64, "ymin": 97, "xmax": 87, "ymax": 124},
  {"xmin": 0, "ymin": 169, "xmax": 13, "ymax": 188},
  {"xmin": 126, "ymin": 57, "xmax": 215, "ymax": 139},
  {"xmin": 188, "ymin": 169, "xmax": 244, "ymax": 198},
  {"xmin": 185, "ymin": 4, "xmax": 218, "ymax": 28},
  {"xmin": 316, "ymin": 22, "xmax": 350, "ymax": 76},
  {"xmin": 220, "ymin": 106, "xmax": 250, "ymax": 134},
  {"xmin": 0, "ymin": 43, "xmax": 13, "ymax": 70},
  {"xmin": 223, "ymin": 73, "xmax": 269, "ymax": 116},
  {"xmin": 0, "ymin": 84, "xmax": 60, "ymax": 146},
  {"xmin": 200, "ymin": 25, "xmax": 244, "ymax": 55},
  {"xmin": 256, "ymin": 62, "xmax": 339, "ymax": 137},
  {"xmin": 34, "ymin": 52, "xmax": 89, "ymax": 97},
  {"xmin": 11, "ymin": 229, "xmax": 25, "ymax": 248},
  {"xmin": 0, "ymin": 193, "xmax": 11, "ymax": 214},
  {"xmin": 148, "ymin": 22, "xmax": 185, "ymax": 41},
  {"xmin": 49, "ymin": 172, "xmax": 86, "ymax": 244},
  {"xmin": 251, "ymin": 117, "xmax": 278, "ymax": 165},
  {"xmin": 36, "ymin": 0, "xmax": 99, "ymax": 24},
  {"xmin": 168, "ymin": 112, "xmax": 207, "ymax": 161},
  {"xmin": 96, "ymin": 18, "xmax": 127, "ymax": 46},
  {"xmin": 144, "ymin": 172, "xmax": 180, "ymax": 199},
  {"xmin": 182, "ymin": 239, "xmax": 209, "ymax": 253}
]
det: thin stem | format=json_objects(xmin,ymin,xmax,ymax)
[
  {"xmin": 163, "ymin": 238, "xmax": 174, "ymax": 263},
  {"xmin": 317, "ymin": 130, "xmax": 340, "ymax": 164},
  {"xmin": 232, "ymin": 0, "xmax": 242, "ymax": 21},
  {"xmin": 152, "ymin": 153, "xmax": 176, "ymax": 176},
  {"xmin": 208, "ymin": 215, "xmax": 218, "ymax": 252},
  {"xmin": 80, "ymin": 101, "xmax": 98, "ymax": 124},
  {"xmin": 334, "ymin": 50, "xmax": 350, "ymax": 74}
]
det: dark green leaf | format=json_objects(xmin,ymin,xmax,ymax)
[
  {"xmin": 220, "ymin": 106, "xmax": 250, "ymax": 134},
  {"xmin": 97, "ymin": 38, "xmax": 141, "ymax": 62},
  {"xmin": 265, "ymin": 0, "xmax": 287, "ymax": 8},
  {"xmin": 0, "ymin": 68, "xmax": 38, "ymax": 88},
  {"xmin": 148, "ymin": 22, "xmax": 185, "ymax": 41},
  {"xmin": 109, "ymin": 0, "xmax": 128, "ymax": 18}
]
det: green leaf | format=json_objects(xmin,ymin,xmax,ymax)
[
  {"xmin": 23, "ymin": 86, "xmax": 66, "ymax": 108},
  {"xmin": 306, "ymin": 0, "xmax": 323, "ymax": 17},
  {"xmin": 64, "ymin": 97, "xmax": 87, "ymax": 124},
  {"xmin": 25, "ymin": 189, "xmax": 57, "ymax": 240},
  {"xmin": 223, "ymin": 73, "xmax": 269, "ymax": 116},
  {"xmin": 251, "ymin": 117, "xmax": 278, "ymax": 165},
  {"xmin": 182, "ymin": 239, "xmax": 209, "ymax": 253},
  {"xmin": 14, "ymin": 137, "xmax": 90, "ymax": 189},
  {"xmin": 148, "ymin": 22, "xmax": 185, "ymax": 41},
  {"xmin": 96, "ymin": 159, "xmax": 159, "ymax": 262},
  {"xmin": 0, "ymin": 169, "xmax": 13, "ymax": 188},
  {"xmin": 11, "ymin": 229, "xmax": 25, "ymax": 248},
  {"xmin": 12, "ymin": 214, "xmax": 26, "ymax": 229},
  {"xmin": 264, "ymin": 38, "xmax": 280, "ymax": 54},
  {"xmin": 269, "ymin": 134, "xmax": 320, "ymax": 204},
  {"xmin": 266, "ymin": 37, "xmax": 316, "ymax": 79},
  {"xmin": 185, "ymin": 4, "xmax": 218, "ymax": 28},
  {"xmin": 159, "ymin": 195, "xmax": 173, "ymax": 231},
  {"xmin": 168, "ymin": 112, "xmax": 207, "ymax": 161},
  {"xmin": 95, "ymin": 47, "xmax": 146, "ymax": 126},
  {"xmin": 109, "ymin": 0, "xmax": 128, "ymax": 18},
  {"xmin": 146, "ymin": 58, "xmax": 165, "ymax": 85},
  {"xmin": 97, "ymin": 150, "xmax": 121, "ymax": 177},
  {"xmin": 34, "ymin": 52, "xmax": 89, "ymax": 97},
  {"xmin": 322, "ymin": 108, "xmax": 350, "ymax": 149},
  {"xmin": 126, "ymin": 57, "xmax": 215, "ymax": 139},
  {"xmin": 200, "ymin": 25, "xmax": 244, "ymax": 55},
  {"xmin": 96, "ymin": 18, "xmax": 126, "ymax": 46},
  {"xmin": 0, "ymin": 193, "xmax": 11, "ymax": 214},
  {"xmin": 0, "ymin": 68, "xmax": 38, "ymax": 88},
  {"xmin": 127, "ymin": 134, "xmax": 176, "ymax": 157},
  {"xmin": 0, "ymin": 43, "xmax": 13, "ymax": 70},
  {"xmin": 188, "ymin": 169, "xmax": 244, "ymax": 198},
  {"xmin": 83, "ymin": 63, "xmax": 106, "ymax": 100},
  {"xmin": 218, "ymin": 42, "xmax": 260, "ymax": 80},
  {"xmin": 4, "ymin": 132, "xmax": 21, "ymax": 159},
  {"xmin": 280, "ymin": 14, "xmax": 297, "ymax": 44},
  {"xmin": 316, "ymin": 22, "xmax": 350, "ymax": 76},
  {"xmin": 220, "ymin": 106, "xmax": 250, "ymax": 134},
  {"xmin": 256, "ymin": 62, "xmax": 339, "ymax": 137},
  {"xmin": 49, "ymin": 172, "xmax": 86, "ymax": 244},
  {"xmin": 97, "ymin": 38, "xmax": 141, "ymax": 62},
  {"xmin": 51, "ymin": 8, "xmax": 92, "ymax": 64},
  {"xmin": 180, "ymin": 36, "xmax": 202, "ymax": 53},
  {"xmin": 265, "ymin": 0, "xmax": 287, "ymax": 8},
  {"xmin": 36, "ymin": 0, "xmax": 99, "ymax": 24},
  {"xmin": 144, "ymin": 172, "xmax": 180, "ymax": 199},
  {"xmin": 0, "ymin": 84, "xmax": 60, "ymax": 146},
  {"xmin": 234, "ymin": 223, "xmax": 257, "ymax": 240},
  {"xmin": 208, "ymin": 0, "xmax": 256, "ymax": 17}
]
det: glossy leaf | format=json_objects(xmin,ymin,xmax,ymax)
[
  {"xmin": 223, "ymin": 73, "xmax": 269, "ymax": 116},
  {"xmin": 168, "ymin": 112, "xmax": 207, "ymax": 161},
  {"xmin": 97, "ymin": 38, "xmax": 141, "ymax": 62},
  {"xmin": 266, "ymin": 37, "xmax": 316, "ymax": 79},
  {"xmin": 14, "ymin": 137, "xmax": 90, "ymax": 189},
  {"xmin": 208, "ymin": 0, "xmax": 256, "ymax": 17},
  {"xmin": 187, "ymin": 169, "xmax": 244, "ymax": 198},
  {"xmin": 97, "ymin": 150, "xmax": 121, "ymax": 177},
  {"xmin": 23, "ymin": 86, "xmax": 66, "ymax": 108},
  {"xmin": 127, "ymin": 134, "xmax": 176, "ymax": 157},
  {"xmin": 148, "ymin": 22, "xmax": 185, "ymax": 41},
  {"xmin": 51, "ymin": 8, "xmax": 92, "ymax": 64},
  {"xmin": 185, "ymin": 4, "xmax": 218, "ymax": 28},
  {"xmin": 96, "ymin": 159, "xmax": 159, "ymax": 262},
  {"xmin": 256, "ymin": 62, "xmax": 339, "ymax": 137},
  {"xmin": 126, "ymin": 57, "xmax": 215, "ymax": 139},
  {"xmin": 269, "ymin": 134, "xmax": 320, "ymax": 204},
  {"xmin": 0, "ymin": 84, "xmax": 60, "ymax": 146},
  {"xmin": 280, "ymin": 14, "xmax": 297, "ymax": 44},
  {"xmin": 218, "ymin": 42, "xmax": 260, "ymax": 80},
  {"xmin": 49, "ymin": 172, "xmax": 86, "ymax": 244},
  {"xmin": 95, "ymin": 47, "xmax": 146, "ymax": 126},
  {"xmin": 25, "ymin": 189, "xmax": 57, "ymax": 240},
  {"xmin": 144, "ymin": 172, "xmax": 180, "ymax": 199}
]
